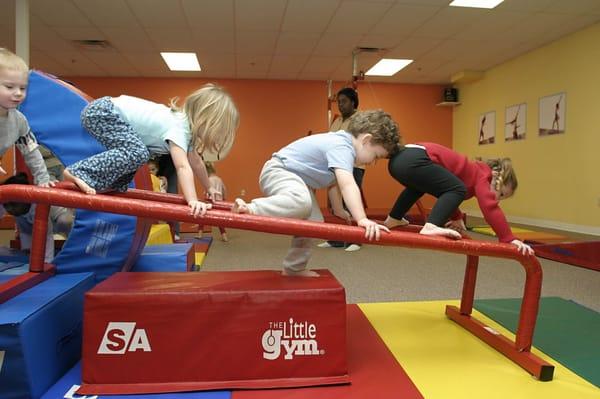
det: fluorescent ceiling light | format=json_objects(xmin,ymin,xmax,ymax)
[
  {"xmin": 449, "ymin": 0, "xmax": 504, "ymax": 9},
  {"xmin": 365, "ymin": 59, "xmax": 413, "ymax": 76},
  {"xmin": 160, "ymin": 52, "xmax": 201, "ymax": 71}
]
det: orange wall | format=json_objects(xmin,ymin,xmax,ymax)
[{"xmin": 66, "ymin": 77, "xmax": 452, "ymax": 210}]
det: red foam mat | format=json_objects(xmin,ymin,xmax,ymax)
[
  {"xmin": 180, "ymin": 222, "xmax": 200, "ymax": 233},
  {"xmin": 233, "ymin": 304, "xmax": 423, "ymax": 399},
  {"xmin": 79, "ymin": 270, "xmax": 348, "ymax": 395},
  {"xmin": 534, "ymin": 241, "xmax": 600, "ymax": 271}
]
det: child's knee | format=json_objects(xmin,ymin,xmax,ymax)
[
  {"xmin": 293, "ymin": 193, "xmax": 313, "ymax": 219},
  {"xmin": 138, "ymin": 146, "xmax": 150, "ymax": 163},
  {"xmin": 455, "ymin": 182, "xmax": 467, "ymax": 199}
]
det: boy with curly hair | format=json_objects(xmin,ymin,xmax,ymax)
[{"xmin": 234, "ymin": 110, "xmax": 401, "ymax": 276}]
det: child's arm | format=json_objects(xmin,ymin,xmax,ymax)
[
  {"xmin": 327, "ymin": 184, "xmax": 350, "ymax": 222},
  {"xmin": 334, "ymin": 168, "xmax": 389, "ymax": 240},
  {"xmin": 187, "ymin": 151, "xmax": 220, "ymax": 199},
  {"xmin": 169, "ymin": 142, "xmax": 211, "ymax": 217},
  {"xmin": 15, "ymin": 119, "xmax": 53, "ymax": 187},
  {"xmin": 209, "ymin": 175, "xmax": 225, "ymax": 201},
  {"xmin": 475, "ymin": 181, "xmax": 533, "ymax": 255},
  {"xmin": 22, "ymin": 148, "xmax": 53, "ymax": 187}
]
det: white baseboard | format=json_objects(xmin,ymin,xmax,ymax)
[{"xmin": 463, "ymin": 209, "xmax": 600, "ymax": 236}]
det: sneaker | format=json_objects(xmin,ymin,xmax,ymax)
[
  {"xmin": 317, "ymin": 241, "xmax": 333, "ymax": 248},
  {"xmin": 174, "ymin": 234, "xmax": 181, "ymax": 241},
  {"xmin": 345, "ymin": 244, "xmax": 361, "ymax": 252}
]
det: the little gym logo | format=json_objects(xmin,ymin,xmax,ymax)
[
  {"xmin": 261, "ymin": 318, "xmax": 323, "ymax": 360},
  {"xmin": 97, "ymin": 322, "xmax": 151, "ymax": 354}
]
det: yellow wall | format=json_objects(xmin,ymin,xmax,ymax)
[{"xmin": 453, "ymin": 22, "xmax": 600, "ymax": 234}]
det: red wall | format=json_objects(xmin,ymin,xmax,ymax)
[{"xmin": 66, "ymin": 77, "xmax": 452, "ymax": 210}]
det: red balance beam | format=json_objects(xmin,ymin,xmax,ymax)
[{"xmin": 0, "ymin": 184, "xmax": 553, "ymax": 380}]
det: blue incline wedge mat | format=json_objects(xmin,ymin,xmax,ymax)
[
  {"xmin": 133, "ymin": 243, "xmax": 194, "ymax": 272},
  {"xmin": 0, "ymin": 273, "xmax": 95, "ymax": 399},
  {"xmin": 20, "ymin": 71, "xmax": 145, "ymax": 282},
  {"xmin": 42, "ymin": 362, "xmax": 231, "ymax": 399},
  {"xmin": 475, "ymin": 297, "xmax": 600, "ymax": 387}
]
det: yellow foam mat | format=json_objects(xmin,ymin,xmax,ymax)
[
  {"xmin": 473, "ymin": 226, "xmax": 532, "ymax": 234},
  {"xmin": 359, "ymin": 301, "xmax": 598, "ymax": 399},
  {"xmin": 195, "ymin": 252, "xmax": 205, "ymax": 267},
  {"xmin": 471, "ymin": 226, "xmax": 566, "ymax": 241},
  {"xmin": 146, "ymin": 223, "xmax": 173, "ymax": 245}
]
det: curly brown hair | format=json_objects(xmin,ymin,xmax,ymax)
[{"xmin": 347, "ymin": 110, "xmax": 402, "ymax": 157}]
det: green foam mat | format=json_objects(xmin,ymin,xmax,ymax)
[{"xmin": 475, "ymin": 297, "xmax": 600, "ymax": 387}]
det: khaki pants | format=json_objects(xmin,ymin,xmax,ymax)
[{"xmin": 248, "ymin": 158, "xmax": 323, "ymax": 273}]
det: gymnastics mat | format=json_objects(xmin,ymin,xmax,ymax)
[
  {"xmin": 471, "ymin": 226, "xmax": 567, "ymax": 242},
  {"xmin": 360, "ymin": 300, "xmax": 599, "ymax": 399},
  {"xmin": 532, "ymin": 241, "xmax": 600, "ymax": 271},
  {"xmin": 0, "ymin": 262, "xmax": 28, "ymax": 283},
  {"xmin": 233, "ymin": 304, "xmax": 423, "ymax": 399},
  {"xmin": 0, "ymin": 247, "xmax": 29, "ymax": 263},
  {"xmin": 0, "ymin": 273, "xmax": 95, "ymax": 399},
  {"xmin": 177, "ymin": 236, "xmax": 213, "ymax": 254},
  {"xmin": 132, "ymin": 243, "xmax": 195, "ymax": 272},
  {"xmin": 146, "ymin": 223, "xmax": 173, "ymax": 245},
  {"xmin": 176, "ymin": 236, "xmax": 213, "ymax": 269},
  {"xmin": 181, "ymin": 222, "xmax": 201, "ymax": 233},
  {"xmin": 475, "ymin": 297, "xmax": 600, "ymax": 388},
  {"xmin": 79, "ymin": 270, "xmax": 348, "ymax": 395},
  {"xmin": 42, "ymin": 362, "xmax": 230, "ymax": 399}
]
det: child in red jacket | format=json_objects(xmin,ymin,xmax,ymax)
[{"xmin": 384, "ymin": 142, "xmax": 533, "ymax": 255}]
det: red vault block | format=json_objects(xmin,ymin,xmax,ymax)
[{"xmin": 79, "ymin": 270, "xmax": 348, "ymax": 395}]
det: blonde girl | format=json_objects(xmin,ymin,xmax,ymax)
[
  {"xmin": 384, "ymin": 142, "xmax": 533, "ymax": 255},
  {"xmin": 0, "ymin": 48, "xmax": 52, "ymax": 187},
  {"xmin": 64, "ymin": 84, "xmax": 239, "ymax": 216}
]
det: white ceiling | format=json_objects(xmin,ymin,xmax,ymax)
[{"xmin": 2, "ymin": 0, "xmax": 600, "ymax": 84}]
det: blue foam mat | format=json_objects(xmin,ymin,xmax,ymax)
[
  {"xmin": 0, "ymin": 247, "xmax": 29, "ymax": 263},
  {"xmin": 20, "ymin": 71, "xmax": 141, "ymax": 282},
  {"xmin": 0, "ymin": 273, "xmax": 96, "ymax": 399},
  {"xmin": 133, "ymin": 243, "xmax": 194, "ymax": 272},
  {"xmin": 0, "ymin": 262, "xmax": 29, "ymax": 284},
  {"xmin": 42, "ymin": 362, "xmax": 231, "ymax": 399}
]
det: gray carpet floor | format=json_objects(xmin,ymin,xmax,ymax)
[
  {"xmin": 1, "ymin": 223, "xmax": 597, "ymax": 312},
  {"xmin": 201, "ymin": 228, "xmax": 600, "ymax": 312}
]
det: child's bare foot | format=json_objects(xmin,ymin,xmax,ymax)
[
  {"xmin": 420, "ymin": 223, "xmax": 461, "ymax": 239},
  {"xmin": 63, "ymin": 169, "xmax": 96, "ymax": 195},
  {"xmin": 221, "ymin": 233, "xmax": 228, "ymax": 242},
  {"xmin": 232, "ymin": 198, "xmax": 251, "ymax": 214},
  {"xmin": 282, "ymin": 269, "xmax": 319, "ymax": 277}
]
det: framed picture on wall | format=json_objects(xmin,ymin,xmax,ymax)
[
  {"xmin": 478, "ymin": 111, "xmax": 495, "ymax": 145},
  {"xmin": 505, "ymin": 103, "xmax": 526, "ymax": 141},
  {"xmin": 539, "ymin": 92, "xmax": 566, "ymax": 136}
]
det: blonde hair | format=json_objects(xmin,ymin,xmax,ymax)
[
  {"xmin": 347, "ymin": 109, "xmax": 402, "ymax": 156},
  {"xmin": 483, "ymin": 157, "xmax": 518, "ymax": 192},
  {"xmin": 204, "ymin": 161, "xmax": 216, "ymax": 175},
  {"xmin": 170, "ymin": 83, "xmax": 239, "ymax": 158},
  {"xmin": 0, "ymin": 48, "xmax": 28, "ymax": 74}
]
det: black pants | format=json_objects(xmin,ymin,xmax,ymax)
[
  {"xmin": 328, "ymin": 167, "xmax": 365, "ymax": 247},
  {"xmin": 388, "ymin": 147, "xmax": 466, "ymax": 226}
]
